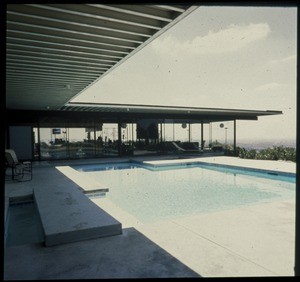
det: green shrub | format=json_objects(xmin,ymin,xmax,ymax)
[
  {"xmin": 236, "ymin": 146, "xmax": 295, "ymax": 162},
  {"xmin": 247, "ymin": 149, "xmax": 257, "ymax": 159},
  {"xmin": 236, "ymin": 147, "xmax": 246, "ymax": 158}
]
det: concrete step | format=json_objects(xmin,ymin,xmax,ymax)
[
  {"xmin": 9, "ymin": 194, "xmax": 34, "ymax": 205},
  {"xmin": 56, "ymin": 166, "xmax": 109, "ymax": 194},
  {"xmin": 33, "ymin": 167, "xmax": 122, "ymax": 246}
]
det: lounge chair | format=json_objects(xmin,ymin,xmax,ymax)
[
  {"xmin": 171, "ymin": 142, "xmax": 203, "ymax": 154},
  {"xmin": 5, "ymin": 149, "xmax": 32, "ymax": 181}
]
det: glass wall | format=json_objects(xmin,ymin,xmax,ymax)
[
  {"xmin": 132, "ymin": 121, "xmax": 206, "ymax": 155},
  {"xmin": 34, "ymin": 120, "xmax": 233, "ymax": 160},
  {"xmin": 211, "ymin": 121, "xmax": 234, "ymax": 150},
  {"xmin": 101, "ymin": 123, "xmax": 119, "ymax": 156},
  {"xmin": 67, "ymin": 128, "xmax": 95, "ymax": 158},
  {"xmin": 120, "ymin": 123, "xmax": 135, "ymax": 156},
  {"xmin": 120, "ymin": 121, "xmax": 215, "ymax": 156},
  {"xmin": 38, "ymin": 123, "xmax": 120, "ymax": 160},
  {"xmin": 158, "ymin": 123, "xmax": 193, "ymax": 152},
  {"xmin": 39, "ymin": 127, "xmax": 68, "ymax": 159}
]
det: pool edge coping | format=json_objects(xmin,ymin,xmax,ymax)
[
  {"xmin": 130, "ymin": 159, "xmax": 296, "ymax": 178},
  {"xmin": 70, "ymin": 158, "xmax": 296, "ymax": 178}
]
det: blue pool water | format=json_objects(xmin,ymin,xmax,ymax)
[{"xmin": 74, "ymin": 162, "xmax": 295, "ymax": 223}]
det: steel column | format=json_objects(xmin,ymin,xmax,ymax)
[
  {"xmin": 201, "ymin": 122, "xmax": 204, "ymax": 150},
  {"xmin": 234, "ymin": 119, "xmax": 237, "ymax": 155}
]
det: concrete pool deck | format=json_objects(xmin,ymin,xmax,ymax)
[
  {"xmin": 4, "ymin": 156, "xmax": 296, "ymax": 278},
  {"xmin": 94, "ymin": 197, "xmax": 295, "ymax": 277}
]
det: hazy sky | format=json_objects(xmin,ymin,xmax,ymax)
[{"xmin": 72, "ymin": 6, "xmax": 297, "ymax": 142}]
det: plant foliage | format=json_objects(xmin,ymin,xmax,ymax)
[{"xmin": 236, "ymin": 146, "xmax": 296, "ymax": 162}]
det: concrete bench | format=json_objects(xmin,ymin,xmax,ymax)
[{"xmin": 33, "ymin": 167, "xmax": 122, "ymax": 246}]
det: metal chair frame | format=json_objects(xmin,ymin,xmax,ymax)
[{"xmin": 5, "ymin": 149, "xmax": 32, "ymax": 182}]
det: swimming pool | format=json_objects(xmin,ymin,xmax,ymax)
[{"xmin": 73, "ymin": 162, "xmax": 295, "ymax": 223}]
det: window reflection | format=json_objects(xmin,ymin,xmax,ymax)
[{"xmin": 36, "ymin": 121, "xmax": 233, "ymax": 160}]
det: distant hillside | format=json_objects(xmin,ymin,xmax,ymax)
[{"xmin": 237, "ymin": 139, "xmax": 296, "ymax": 150}]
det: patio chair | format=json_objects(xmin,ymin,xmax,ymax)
[
  {"xmin": 5, "ymin": 149, "xmax": 32, "ymax": 181},
  {"xmin": 171, "ymin": 142, "xmax": 203, "ymax": 154}
]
